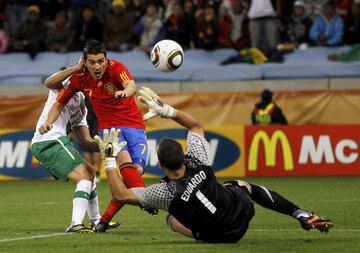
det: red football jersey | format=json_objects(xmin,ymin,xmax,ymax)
[{"xmin": 57, "ymin": 60, "xmax": 145, "ymax": 130}]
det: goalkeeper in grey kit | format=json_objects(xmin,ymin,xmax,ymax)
[{"xmin": 96, "ymin": 87, "xmax": 333, "ymax": 243}]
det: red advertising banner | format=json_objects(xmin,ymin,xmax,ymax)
[{"xmin": 245, "ymin": 125, "xmax": 360, "ymax": 176}]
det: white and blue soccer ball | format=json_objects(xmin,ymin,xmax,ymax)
[{"xmin": 150, "ymin": 39, "xmax": 184, "ymax": 72}]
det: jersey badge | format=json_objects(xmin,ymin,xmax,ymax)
[{"xmin": 104, "ymin": 82, "xmax": 118, "ymax": 95}]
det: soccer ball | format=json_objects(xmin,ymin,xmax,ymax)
[{"xmin": 150, "ymin": 40, "xmax": 184, "ymax": 72}]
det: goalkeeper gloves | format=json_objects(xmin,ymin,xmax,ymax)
[
  {"xmin": 138, "ymin": 87, "xmax": 176, "ymax": 121},
  {"xmin": 94, "ymin": 128, "xmax": 127, "ymax": 171}
]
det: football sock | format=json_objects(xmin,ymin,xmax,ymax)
[
  {"xmin": 120, "ymin": 165, "xmax": 145, "ymax": 188},
  {"xmin": 101, "ymin": 199, "xmax": 124, "ymax": 222},
  {"xmin": 71, "ymin": 179, "xmax": 92, "ymax": 226},
  {"xmin": 101, "ymin": 165, "xmax": 144, "ymax": 222},
  {"xmin": 249, "ymin": 183, "xmax": 300, "ymax": 216},
  {"xmin": 87, "ymin": 178, "xmax": 101, "ymax": 224},
  {"xmin": 292, "ymin": 209, "xmax": 312, "ymax": 219}
]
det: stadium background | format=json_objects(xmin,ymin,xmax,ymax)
[
  {"xmin": 0, "ymin": 0, "xmax": 359, "ymax": 179},
  {"xmin": 1, "ymin": 90, "xmax": 360, "ymax": 180},
  {"xmin": 0, "ymin": 1, "xmax": 360, "ymax": 252}
]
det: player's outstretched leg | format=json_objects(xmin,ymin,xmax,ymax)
[
  {"xmin": 95, "ymin": 164, "xmax": 145, "ymax": 232},
  {"xmin": 87, "ymin": 178, "xmax": 101, "ymax": 227},
  {"xmin": 95, "ymin": 199, "xmax": 123, "ymax": 232},
  {"xmin": 67, "ymin": 179, "xmax": 94, "ymax": 234},
  {"xmin": 120, "ymin": 163, "xmax": 159, "ymax": 215},
  {"xmin": 87, "ymin": 178, "xmax": 122, "ymax": 232},
  {"xmin": 66, "ymin": 163, "xmax": 97, "ymax": 234},
  {"xmin": 224, "ymin": 180, "xmax": 333, "ymax": 232},
  {"xmin": 249, "ymin": 182, "xmax": 334, "ymax": 232}
]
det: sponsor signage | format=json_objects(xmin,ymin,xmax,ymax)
[
  {"xmin": 0, "ymin": 130, "xmax": 50, "ymax": 179},
  {"xmin": 144, "ymin": 126, "xmax": 244, "ymax": 178},
  {"xmin": 245, "ymin": 125, "xmax": 360, "ymax": 176},
  {"xmin": 0, "ymin": 127, "xmax": 245, "ymax": 180},
  {"xmin": 6, "ymin": 125, "xmax": 360, "ymax": 179}
]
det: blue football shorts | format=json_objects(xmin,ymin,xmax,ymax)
[{"xmin": 99, "ymin": 127, "xmax": 148, "ymax": 168}]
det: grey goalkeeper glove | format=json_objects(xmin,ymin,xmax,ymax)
[
  {"xmin": 94, "ymin": 128, "xmax": 127, "ymax": 171},
  {"xmin": 138, "ymin": 87, "xmax": 176, "ymax": 121}
]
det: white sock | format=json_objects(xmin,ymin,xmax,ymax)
[
  {"xmin": 87, "ymin": 179, "xmax": 101, "ymax": 224},
  {"xmin": 71, "ymin": 179, "xmax": 92, "ymax": 226},
  {"xmin": 292, "ymin": 209, "xmax": 312, "ymax": 219}
]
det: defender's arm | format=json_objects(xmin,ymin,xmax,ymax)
[
  {"xmin": 38, "ymin": 101, "xmax": 65, "ymax": 134},
  {"xmin": 44, "ymin": 57, "xmax": 84, "ymax": 90}
]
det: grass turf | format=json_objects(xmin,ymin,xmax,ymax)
[{"xmin": 0, "ymin": 177, "xmax": 359, "ymax": 253}]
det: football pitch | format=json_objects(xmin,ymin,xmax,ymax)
[{"xmin": 1, "ymin": 177, "xmax": 359, "ymax": 253}]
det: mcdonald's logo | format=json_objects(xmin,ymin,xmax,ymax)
[{"xmin": 248, "ymin": 130, "xmax": 294, "ymax": 171}]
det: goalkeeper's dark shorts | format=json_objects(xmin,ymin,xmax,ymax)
[{"xmin": 193, "ymin": 186, "xmax": 255, "ymax": 243}]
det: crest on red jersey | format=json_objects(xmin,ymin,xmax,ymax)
[{"xmin": 104, "ymin": 82, "xmax": 118, "ymax": 95}]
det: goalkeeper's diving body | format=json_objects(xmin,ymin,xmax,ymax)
[{"xmin": 98, "ymin": 87, "xmax": 334, "ymax": 243}]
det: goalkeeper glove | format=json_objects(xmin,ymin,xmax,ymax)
[
  {"xmin": 94, "ymin": 128, "xmax": 127, "ymax": 171},
  {"xmin": 138, "ymin": 87, "xmax": 176, "ymax": 121}
]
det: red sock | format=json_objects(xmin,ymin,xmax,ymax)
[
  {"xmin": 101, "ymin": 165, "xmax": 144, "ymax": 222},
  {"xmin": 101, "ymin": 199, "xmax": 124, "ymax": 222},
  {"xmin": 120, "ymin": 166, "xmax": 145, "ymax": 188}
]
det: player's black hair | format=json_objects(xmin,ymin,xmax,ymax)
[
  {"xmin": 157, "ymin": 138, "xmax": 184, "ymax": 171},
  {"xmin": 83, "ymin": 40, "xmax": 107, "ymax": 59}
]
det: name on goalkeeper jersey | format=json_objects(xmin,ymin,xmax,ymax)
[{"xmin": 181, "ymin": 171, "xmax": 206, "ymax": 201}]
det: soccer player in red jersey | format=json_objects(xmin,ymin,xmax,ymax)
[{"xmin": 39, "ymin": 40, "xmax": 153, "ymax": 232}]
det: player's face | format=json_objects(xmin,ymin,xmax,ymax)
[{"xmin": 85, "ymin": 54, "xmax": 107, "ymax": 80}]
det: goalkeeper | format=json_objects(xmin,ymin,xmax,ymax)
[{"xmin": 98, "ymin": 87, "xmax": 334, "ymax": 243}]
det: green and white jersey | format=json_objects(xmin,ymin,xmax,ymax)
[{"xmin": 31, "ymin": 90, "xmax": 87, "ymax": 144}]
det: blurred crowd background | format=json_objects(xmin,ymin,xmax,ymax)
[{"xmin": 0, "ymin": 0, "xmax": 359, "ymax": 58}]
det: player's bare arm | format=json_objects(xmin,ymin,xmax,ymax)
[
  {"xmin": 106, "ymin": 169, "xmax": 142, "ymax": 205},
  {"xmin": 44, "ymin": 57, "xmax": 84, "ymax": 90},
  {"xmin": 72, "ymin": 126, "xmax": 99, "ymax": 152},
  {"xmin": 139, "ymin": 87, "xmax": 204, "ymax": 136},
  {"xmin": 38, "ymin": 101, "xmax": 65, "ymax": 134},
  {"xmin": 115, "ymin": 80, "xmax": 136, "ymax": 98},
  {"xmin": 173, "ymin": 110, "xmax": 204, "ymax": 137}
]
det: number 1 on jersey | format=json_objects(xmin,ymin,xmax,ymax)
[{"xmin": 196, "ymin": 190, "xmax": 217, "ymax": 214}]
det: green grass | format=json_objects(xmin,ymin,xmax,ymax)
[{"xmin": 1, "ymin": 177, "xmax": 359, "ymax": 253}]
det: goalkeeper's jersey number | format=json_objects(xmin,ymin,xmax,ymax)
[{"xmin": 196, "ymin": 190, "xmax": 217, "ymax": 214}]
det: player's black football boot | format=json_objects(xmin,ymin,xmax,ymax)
[
  {"xmin": 93, "ymin": 220, "xmax": 121, "ymax": 233},
  {"xmin": 66, "ymin": 224, "xmax": 94, "ymax": 234},
  {"xmin": 298, "ymin": 213, "xmax": 334, "ymax": 232}
]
